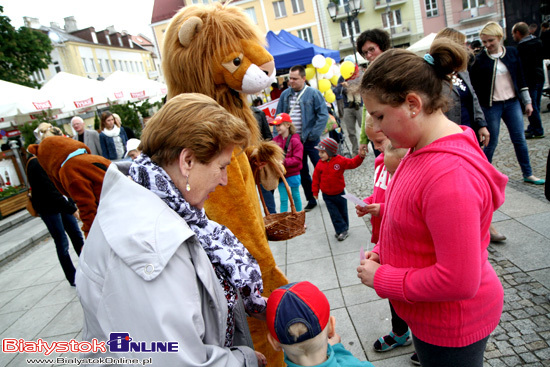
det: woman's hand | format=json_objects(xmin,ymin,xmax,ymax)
[
  {"xmin": 255, "ymin": 351, "xmax": 267, "ymax": 367},
  {"xmin": 478, "ymin": 127, "xmax": 490, "ymax": 148},
  {"xmin": 357, "ymin": 259, "xmax": 381, "ymax": 288},
  {"xmin": 525, "ymin": 103, "xmax": 533, "ymax": 117}
]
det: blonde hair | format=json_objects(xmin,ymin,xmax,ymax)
[
  {"xmin": 140, "ymin": 93, "xmax": 250, "ymax": 167},
  {"xmin": 435, "ymin": 28, "xmax": 466, "ymax": 45},
  {"xmin": 480, "ymin": 21, "xmax": 504, "ymax": 39},
  {"xmin": 364, "ymin": 115, "xmax": 374, "ymax": 130},
  {"xmin": 361, "ymin": 39, "xmax": 467, "ymax": 114},
  {"xmin": 284, "ymin": 121, "xmax": 297, "ymax": 135},
  {"xmin": 280, "ymin": 323, "xmax": 329, "ymax": 360},
  {"xmin": 37, "ymin": 123, "xmax": 63, "ymax": 141},
  {"xmin": 112, "ymin": 113, "xmax": 122, "ymax": 127}
]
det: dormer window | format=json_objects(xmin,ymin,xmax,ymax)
[
  {"xmin": 91, "ymin": 32, "xmax": 98, "ymax": 44},
  {"xmin": 118, "ymin": 36, "xmax": 123, "ymax": 47}
]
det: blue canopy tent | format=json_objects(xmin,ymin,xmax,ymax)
[
  {"xmin": 265, "ymin": 31, "xmax": 340, "ymax": 70},
  {"xmin": 277, "ymin": 30, "xmax": 341, "ymax": 62}
]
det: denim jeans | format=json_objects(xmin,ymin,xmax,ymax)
[
  {"xmin": 41, "ymin": 212, "xmax": 84, "ymax": 285},
  {"xmin": 323, "ymin": 190, "xmax": 349, "ymax": 235},
  {"xmin": 301, "ymin": 139, "xmax": 320, "ymax": 204},
  {"xmin": 482, "ymin": 98, "xmax": 533, "ymax": 178},
  {"xmin": 260, "ymin": 184, "xmax": 276, "ymax": 214},
  {"xmin": 526, "ymin": 83, "xmax": 544, "ymax": 136}
]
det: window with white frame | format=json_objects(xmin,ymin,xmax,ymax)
[
  {"xmin": 125, "ymin": 61, "xmax": 129, "ymax": 71},
  {"xmin": 462, "ymin": 0, "xmax": 484, "ymax": 9},
  {"xmin": 297, "ymin": 28, "xmax": 314, "ymax": 44},
  {"xmin": 381, "ymin": 9, "xmax": 402, "ymax": 28},
  {"xmin": 425, "ymin": 0, "xmax": 438, "ymax": 17},
  {"xmin": 98, "ymin": 59, "xmax": 104, "ymax": 73},
  {"xmin": 273, "ymin": 1, "xmax": 287, "ymax": 18},
  {"xmin": 340, "ymin": 19, "xmax": 360, "ymax": 38},
  {"xmin": 82, "ymin": 58, "xmax": 89, "ymax": 72},
  {"xmin": 140, "ymin": 62, "xmax": 144, "ymax": 72},
  {"xmin": 244, "ymin": 7, "xmax": 258, "ymax": 24},
  {"xmin": 105, "ymin": 59, "xmax": 112, "ymax": 72},
  {"xmin": 88, "ymin": 58, "xmax": 96, "ymax": 72},
  {"xmin": 291, "ymin": 0, "xmax": 305, "ymax": 14}
]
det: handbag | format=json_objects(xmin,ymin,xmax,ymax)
[{"xmin": 25, "ymin": 157, "xmax": 39, "ymax": 217}]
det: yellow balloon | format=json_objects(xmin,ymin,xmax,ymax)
[
  {"xmin": 326, "ymin": 58, "xmax": 334, "ymax": 67},
  {"xmin": 318, "ymin": 79, "xmax": 331, "ymax": 93},
  {"xmin": 318, "ymin": 61, "xmax": 330, "ymax": 74},
  {"xmin": 325, "ymin": 90, "xmax": 336, "ymax": 103},
  {"xmin": 340, "ymin": 61, "xmax": 355, "ymax": 80},
  {"xmin": 330, "ymin": 75, "xmax": 340, "ymax": 86},
  {"xmin": 305, "ymin": 67, "xmax": 315, "ymax": 81}
]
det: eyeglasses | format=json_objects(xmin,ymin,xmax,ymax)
[{"xmin": 362, "ymin": 46, "xmax": 379, "ymax": 56}]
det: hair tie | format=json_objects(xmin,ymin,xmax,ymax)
[{"xmin": 423, "ymin": 53, "xmax": 435, "ymax": 66}]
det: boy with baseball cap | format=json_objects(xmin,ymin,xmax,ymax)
[
  {"xmin": 312, "ymin": 137, "xmax": 366, "ymax": 241},
  {"xmin": 266, "ymin": 281, "xmax": 374, "ymax": 367}
]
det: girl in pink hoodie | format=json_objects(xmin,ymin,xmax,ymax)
[{"xmin": 356, "ymin": 39, "xmax": 508, "ymax": 366}]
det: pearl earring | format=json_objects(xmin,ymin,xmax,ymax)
[{"xmin": 186, "ymin": 175, "xmax": 191, "ymax": 192}]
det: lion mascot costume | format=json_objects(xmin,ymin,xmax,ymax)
[{"xmin": 163, "ymin": 3, "xmax": 288, "ymax": 365}]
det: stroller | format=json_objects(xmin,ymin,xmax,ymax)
[{"xmin": 327, "ymin": 103, "xmax": 352, "ymax": 158}]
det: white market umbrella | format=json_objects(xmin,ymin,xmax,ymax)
[
  {"xmin": 41, "ymin": 72, "xmax": 109, "ymax": 114},
  {"xmin": 103, "ymin": 71, "xmax": 167, "ymax": 102},
  {"xmin": 0, "ymin": 80, "xmax": 64, "ymax": 124},
  {"xmin": 407, "ymin": 33, "xmax": 437, "ymax": 55}
]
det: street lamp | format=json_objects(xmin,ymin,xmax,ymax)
[{"xmin": 327, "ymin": 0, "xmax": 361, "ymax": 65}]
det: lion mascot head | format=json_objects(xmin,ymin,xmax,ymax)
[{"xmin": 162, "ymin": 3, "xmax": 276, "ymax": 146}]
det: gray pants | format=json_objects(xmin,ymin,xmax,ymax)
[{"xmin": 342, "ymin": 107, "xmax": 363, "ymax": 155}]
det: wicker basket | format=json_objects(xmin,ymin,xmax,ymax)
[{"xmin": 257, "ymin": 165, "xmax": 305, "ymax": 241}]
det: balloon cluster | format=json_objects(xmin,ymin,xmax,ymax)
[{"xmin": 307, "ymin": 55, "xmax": 356, "ymax": 104}]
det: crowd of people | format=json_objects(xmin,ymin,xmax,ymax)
[{"xmin": 22, "ymin": 17, "xmax": 549, "ymax": 367}]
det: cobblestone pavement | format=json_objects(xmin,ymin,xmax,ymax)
[{"xmin": 343, "ymin": 100, "xmax": 550, "ymax": 366}]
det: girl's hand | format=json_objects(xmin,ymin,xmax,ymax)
[
  {"xmin": 357, "ymin": 259, "xmax": 381, "ymax": 288},
  {"xmin": 356, "ymin": 204, "xmax": 369, "ymax": 217},
  {"xmin": 365, "ymin": 251, "xmax": 380, "ymax": 263},
  {"xmin": 365, "ymin": 203, "xmax": 381, "ymax": 217}
]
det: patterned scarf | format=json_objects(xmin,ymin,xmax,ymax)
[{"xmin": 129, "ymin": 154, "xmax": 265, "ymax": 344}]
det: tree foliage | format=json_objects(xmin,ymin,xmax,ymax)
[{"xmin": 0, "ymin": 6, "xmax": 53, "ymax": 88}]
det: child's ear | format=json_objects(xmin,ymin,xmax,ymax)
[
  {"xmin": 327, "ymin": 315, "xmax": 336, "ymax": 338},
  {"xmin": 267, "ymin": 333, "xmax": 283, "ymax": 351}
]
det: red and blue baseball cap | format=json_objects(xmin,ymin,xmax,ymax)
[{"xmin": 266, "ymin": 281, "xmax": 330, "ymax": 345}]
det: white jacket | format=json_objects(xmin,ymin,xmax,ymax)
[{"xmin": 75, "ymin": 165, "xmax": 257, "ymax": 366}]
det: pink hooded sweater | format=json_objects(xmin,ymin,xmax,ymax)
[{"xmin": 373, "ymin": 127, "xmax": 507, "ymax": 348}]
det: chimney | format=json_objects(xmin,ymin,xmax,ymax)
[
  {"xmin": 23, "ymin": 17, "xmax": 41, "ymax": 29},
  {"xmin": 64, "ymin": 16, "xmax": 78, "ymax": 32},
  {"xmin": 106, "ymin": 25, "xmax": 116, "ymax": 34},
  {"xmin": 50, "ymin": 22, "xmax": 62, "ymax": 29}
]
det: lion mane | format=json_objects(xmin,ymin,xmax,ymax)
[{"xmin": 163, "ymin": 3, "xmax": 273, "ymax": 146}]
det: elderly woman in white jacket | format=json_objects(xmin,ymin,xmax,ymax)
[{"xmin": 76, "ymin": 93, "xmax": 266, "ymax": 367}]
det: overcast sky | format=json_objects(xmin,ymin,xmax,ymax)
[{"xmin": 2, "ymin": 0, "xmax": 155, "ymax": 39}]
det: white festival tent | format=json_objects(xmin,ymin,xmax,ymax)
[
  {"xmin": 103, "ymin": 71, "xmax": 167, "ymax": 102},
  {"xmin": 0, "ymin": 80, "xmax": 64, "ymax": 125},
  {"xmin": 41, "ymin": 72, "xmax": 109, "ymax": 115},
  {"xmin": 407, "ymin": 33, "xmax": 437, "ymax": 55}
]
